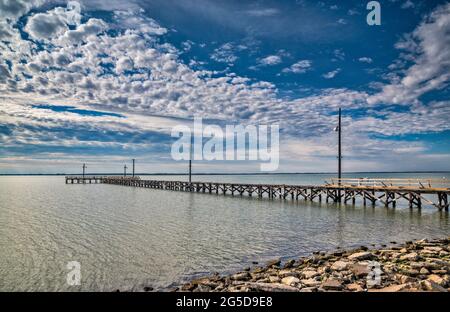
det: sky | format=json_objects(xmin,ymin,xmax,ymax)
[{"xmin": 0, "ymin": 0, "xmax": 449, "ymax": 174}]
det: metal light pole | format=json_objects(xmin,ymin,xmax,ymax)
[
  {"xmin": 335, "ymin": 108, "xmax": 342, "ymax": 202},
  {"xmin": 132, "ymin": 159, "xmax": 135, "ymax": 177},
  {"xmin": 82, "ymin": 163, "xmax": 86, "ymax": 178},
  {"xmin": 189, "ymin": 136, "xmax": 192, "ymax": 184},
  {"xmin": 124, "ymin": 164, "xmax": 127, "ymax": 177},
  {"xmin": 338, "ymin": 107, "xmax": 342, "ymax": 183}
]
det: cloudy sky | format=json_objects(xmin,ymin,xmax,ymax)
[{"xmin": 0, "ymin": 0, "xmax": 449, "ymax": 174}]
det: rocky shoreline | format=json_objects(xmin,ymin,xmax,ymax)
[{"xmin": 177, "ymin": 237, "xmax": 450, "ymax": 292}]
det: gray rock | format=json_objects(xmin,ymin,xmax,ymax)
[
  {"xmin": 246, "ymin": 282, "xmax": 298, "ymax": 292},
  {"xmin": 278, "ymin": 269, "xmax": 298, "ymax": 278},
  {"xmin": 420, "ymin": 280, "xmax": 448, "ymax": 292},
  {"xmin": 284, "ymin": 259, "xmax": 296, "ymax": 268},
  {"xmin": 400, "ymin": 252, "xmax": 419, "ymax": 261},
  {"xmin": 348, "ymin": 251, "xmax": 374, "ymax": 261},
  {"xmin": 419, "ymin": 267, "xmax": 430, "ymax": 275},
  {"xmin": 321, "ymin": 279, "xmax": 343, "ymax": 290},
  {"xmin": 231, "ymin": 272, "xmax": 251, "ymax": 281},
  {"xmin": 281, "ymin": 276, "xmax": 300, "ymax": 286},
  {"xmin": 268, "ymin": 275, "xmax": 281, "ymax": 283},
  {"xmin": 302, "ymin": 270, "xmax": 319, "ymax": 279},
  {"xmin": 266, "ymin": 259, "xmax": 281, "ymax": 268},
  {"xmin": 331, "ymin": 260, "xmax": 349, "ymax": 271},
  {"xmin": 301, "ymin": 278, "xmax": 321, "ymax": 287}
]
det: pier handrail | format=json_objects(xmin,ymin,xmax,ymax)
[{"xmin": 330, "ymin": 178, "xmax": 450, "ymax": 189}]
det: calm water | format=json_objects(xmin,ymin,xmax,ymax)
[{"xmin": 0, "ymin": 173, "xmax": 449, "ymax": 291}]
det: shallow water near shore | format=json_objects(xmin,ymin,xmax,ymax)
[{"xmin": 0, "ymin": 173, "xmax": 449, "ymax": 291}]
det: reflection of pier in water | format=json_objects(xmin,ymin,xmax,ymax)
[{"xmin": 65, "ymin": 176, "xmax": 450, "ymax": 211}]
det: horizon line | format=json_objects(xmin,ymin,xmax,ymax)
[{"xmin": 1, "ymin": 171, "xmax": 450, "ymax": 176}]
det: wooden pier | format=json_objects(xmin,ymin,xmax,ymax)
[
  {"xmin": 65, "ymin": 176, "xmax": 450, "ymax": 210},
  {"xmin": 65, "ymin": 176, "xmax": 104, "ymax": 184}
]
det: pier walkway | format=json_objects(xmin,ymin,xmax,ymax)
[{"xmin": 65, "ymin": 176, "xmax": 450, "ymax": 210}]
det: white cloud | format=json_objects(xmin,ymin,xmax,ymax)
[
  {"xmin": 322, "ymin": 68, "xmax": 341, "ymax": 79},
  {"xmin": 210, "ymin": 43, "xmax": 238, "ymax": 64},
  {"xmin": 282, "ymin": 60, "xmax": 312, "ymax": 74},
  {"xmin": 24, "ymin": 2, "xmax": 82, "ymax": 40},
  {"xmin": 1, "ymin": 1, "xmax": 450, "ymax": 172},
  {"xmin": 57, "ymin": 18, "xmax": 107, "ymax": 46},
  {"xmin": 258, "ymin": 55, "xmax": 282, "ymax": 66},
  {"xmin": 0, "ymin": 0, "xmax": 44, "ymax": 21},
  {"xmin": 368, "ymin": 3, "xmax": 450, "ymax": 105},
  {"xmin": 245, "ymin": 8, "xmax": 279, "ymax": 17},
  {"xmin": 401, "ymin": 0, "xmax": 415, "ymax": 9},
  {"xmin": 347, "ymin": 9, "xmax": 360, "ymax": 15},
  {"xmin": 358, "ymin": 57, "xmax": 373, "ymax": 63},
  {"xmin": 332, "ymin": 49, "xmax": 345, "ymax": 61}
]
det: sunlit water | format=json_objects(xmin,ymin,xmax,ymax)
[{"xmin": 0, "ymin": 173, "xmax": 449, "ymax": 291}]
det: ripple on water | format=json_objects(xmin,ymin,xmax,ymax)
[{"xmin": 0, "ymin": 175, "xmax": 449, "ymax": 291}]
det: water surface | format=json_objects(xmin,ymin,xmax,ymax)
[{"xmin": 0, "ymin": 174, "xmax": 449, "ymax": 291}]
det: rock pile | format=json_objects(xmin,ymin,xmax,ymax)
[{"xmin": 177, "ymin": 237, "xmax": 450, "ymax": 292}]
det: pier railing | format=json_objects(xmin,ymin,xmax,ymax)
[{"xmin": 329, "ymin": 178, "xmax": 450, "ymax": 189}]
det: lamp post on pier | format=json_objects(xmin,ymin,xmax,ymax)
[
  {"xmin": 82, "ymin": 163, "xmax": 87, "ymax": 181},
  {"xmin": 188, "ymin": 135, "xmax": 192, "ymax": 185},
  {"xmin": 132, "ymin": 159, "xmax": 135, "ymax": 177},
  {"xmin": 334, "ymin": 108, "xmax": 342, "ymax": 202},
  {"xmin": 124, "ymin": 164, "xmax": 128, "ymax": 177}
]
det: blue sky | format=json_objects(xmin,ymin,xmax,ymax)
[{"xmin": 0, "ymin": 0, "xmax": 449, "ymax": 174}]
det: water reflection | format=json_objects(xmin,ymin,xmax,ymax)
[{"xmin": 0, "ymin": 176, "xmax": 448, "ymax": 291}]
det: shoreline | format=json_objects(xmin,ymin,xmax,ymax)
[{"xmin": 175, "ymin": 237, "xmax": 450, "ymax": 292}]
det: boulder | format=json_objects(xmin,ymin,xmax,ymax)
[
  {"xmin": 266, "ymin": 259, "xmax": 281, "ymax": 268},
  {"xmin": 278, "ymin": 269, "xmax": 298, "ymax": 278},
  {"xmin": 284, "ymin": 259, "xmax": 296, "ymax": 269},
  {"xmin": 369, "ymin": 284, "xmax": 410, "ymax": 292},
  {"xmin": 420, "ymin": 280, "xmax": 448, "ymax": 292},
  {"xmin": 350, "ymin": 263, "xmax": 370, "ymax": 277},
  {"xmin": 281, "ymin": 276, "xmax": 300, "ymax": 286},
  {"xmin": 427, "ymin": 274, "xmax": 447, "ymax": 287},
  {"xmin": 231, "ymin": 272, "xmax": 251, "ymax": 281},
  {"xmin": 299, "ymin": 287, "xmax": 317, "ymax": 292},
  {"xmin": 321, "ymin": 279, "xmax": 343, "ymax": 290},
  {"xmin": 400, "ymin": 252, "xmax": 419, "ymax": 261},
  {"xmin": 331, "ymin": 260, "xmax": 349, "ymax": 271},
  {"xmin": 424, "ymin": 246, "xmax": 443, "ymax": 252},
  {"xmin": 246, "ymin": 282, "xmax": 298, "ymax": 292},
  {"xmin": 348, "ymin": 251, "xmax": 374, "ymax": 261},
  {"xmin": 419, "ymin": 267, "xmax": 430, "ymax": 275},
  {"xmin": 347, "ymin": 283, "xmax": 364, "ymax": 292},
  {"xmin": 268, "ymin": 276, "xmax": 281, "ymax": 283},
  {"xmin": 302, "ymin": 270, "xmax": 319, "ymax": 279},
  {"xmin": 301, "ymin": 278, "xmax": 321, "ymax": 287}
]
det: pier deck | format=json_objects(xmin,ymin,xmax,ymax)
[{"xmin": 65, "ymin": 176, "xmax": 450, "ymax": 210}]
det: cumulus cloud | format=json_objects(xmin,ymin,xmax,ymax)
[
  {"xmin": 282, "ymin": 60, "xmax": 312, "ymax": 74},
  {"xmin": 0, "ymin": 0, "xmax": 43, "ymax": 21},
  {"xmin": 245, "ymin": 8, "xmax": 279, "ymax": 17},
  {"xmin": 258, "ymin": 55, "xmax": 282, "ymax": 66},
  {"xmin": 57, "ymin": 18, "xmax": 107, "ymax": 45},
  {"xmin": 1, "ymin": 0, "xmax": 450, "ymax": 172},
  {"xmin": 368, "ymin": 3, "xmax": 450, "ymax": 105},
  {"xmin": 210, "ymin": 42, "xmax": 238, "ymax": 64},
  {"xmin": 358, "ymin": 57, "xmax": 373, "ymax": 63},
  {"xmin": 332, "ymin": 49, "xmax": 345, "ymax": 61},
  {"xmin": 322, "ymin": 68, "xmax": 341, "ymax": 79},
  {"xmin": 24, "ymin": 2, "xmax": 82, "ymax": 40},
  {"xmin": 401, "ymin": 0, "xmax": 415, "ymax": 9}
]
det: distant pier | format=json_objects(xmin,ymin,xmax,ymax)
[{"xmin": 65, "ymin": 176, "xmax": 450, "ymax": 210}]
